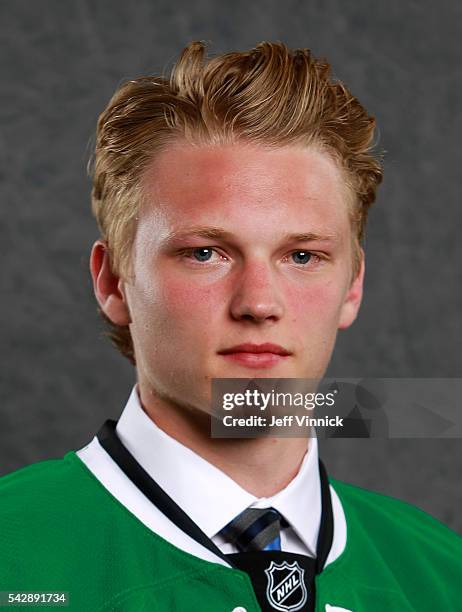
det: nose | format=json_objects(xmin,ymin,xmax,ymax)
[{"xmin": 229, "ymin": 261, "xmax": 284, "ymax": 323}]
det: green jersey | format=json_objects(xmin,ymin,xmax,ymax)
[{"xmin": 0, "ymin": 451, "xmax": 461, "ymax": 611}]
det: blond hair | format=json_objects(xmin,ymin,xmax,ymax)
[{"xmin": 90, "ymin": 40, "xmax": 383, "ymax": 365}]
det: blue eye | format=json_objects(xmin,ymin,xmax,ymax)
[
  {"xmin": 292, "ymin": 251, "xmax": 312, "ymax": 264},
  {"xmin": 192, "ymin": 247, "xmax": 213, "ymax": 262}
]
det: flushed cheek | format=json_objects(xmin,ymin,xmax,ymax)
[
  {"xmin": 284, "ymin": 283, "xmax": 344, "ymax": 375},
  {"xmin": 152, "ymin": 277, "xmax": 223, "ymax": 338},
  {"xmin": 167, "ymin": 275, "xmax": 218, "ymax": 309},
  {"xmin": 284, "ymin": 281, "xmax": 345, "ymax": 328}
]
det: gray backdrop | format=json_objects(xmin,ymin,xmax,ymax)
[{"xmin": 1, "ymin": 1, "xmax": 461, "ymax": 533}]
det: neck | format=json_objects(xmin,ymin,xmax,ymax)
[{"xmin": 137, "ymin": 383, "xmax": 310, "ymax": 498}]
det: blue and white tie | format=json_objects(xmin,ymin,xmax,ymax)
[{"xmin": 220, "ymin": 507, "xmax": 286, "ymax": 552}]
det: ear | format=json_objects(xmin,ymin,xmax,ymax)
[
  {"xmin": 338, "ymin": 251, "xmax": 365, "ymax": 330},
  {"xmin": 89, "ymin": 240, "xmax": 131, "ymax": 326}
]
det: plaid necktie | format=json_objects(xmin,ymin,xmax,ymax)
[{"xmin": 220, "ymin": 507, "xmax": 287, "ymax": 552}]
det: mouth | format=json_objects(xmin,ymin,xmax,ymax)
[{"xmin": 217, "ymin": 343, "xmax": 292, "ymax": 369}]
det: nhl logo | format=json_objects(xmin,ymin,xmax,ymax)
[{"xmin": 264, "ymin": 560, "xmax": 308, "ymax": 611}]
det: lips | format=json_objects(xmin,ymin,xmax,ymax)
[
  {"xmin": 218, "ymin": 343, "xmax": 291, "ymax": 356},
  {"xmin": 218, "ymin": 343, "xmax": 292, "ymax": 369}
]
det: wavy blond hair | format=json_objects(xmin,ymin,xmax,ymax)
[{"xmin": 89, "ymin": 40, "xmax": 383, "ymax": 365}]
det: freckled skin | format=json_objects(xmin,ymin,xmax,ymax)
[{"xmin": 121, "ymin": 142, "xmax": 363, "ymax": 414}]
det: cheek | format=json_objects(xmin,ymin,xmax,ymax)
[
  {"xmin": 151, "ymin": 276, "xmax": 222, "ymax": 332},
  {"xmin": 285, "ymin": 279, "xmax": 346, "ymax": 326}
]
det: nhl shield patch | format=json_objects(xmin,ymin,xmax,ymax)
[{"xmin": 264, "ymin": 560, "xmax": 308, "ymax": 611}]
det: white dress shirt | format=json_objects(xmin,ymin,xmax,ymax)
[{"xmin": 76, "ymin": 385, "xmax": 346, "ymax": 568}]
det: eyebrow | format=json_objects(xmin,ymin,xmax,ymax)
[
  {"xmin": 162, "ymin": 226, "xmax": 339, "ymax": 245},
  {"xmin": 280, "ymin": 231, "xmax": 339, "ymax": 243},
  {"xmin": 163, "ymin": 226, "xmax": 233, "ymax": 243}
]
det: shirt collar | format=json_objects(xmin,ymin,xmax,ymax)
[{"xmin": 116, "ymin": 385, "xmax": 321, "ymax": 556}]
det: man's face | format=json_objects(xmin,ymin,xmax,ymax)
[{"xmin": 117, "ymin": 141, "xmax": 363, "ymax": 412}]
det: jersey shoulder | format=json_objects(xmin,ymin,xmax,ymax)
[
  {"xmin": 330, "ymin": 476, "xmax": 462, "ymax": 557},
  {"xmin": 0, "ymin": 453, "xmax": 79, "ymax": 506},
  {"xmin": 328, "ymin": 477, "xmax": 462, "ymax": 608},
  {"xmin": 0, "ymin": 452, "xmax": 91, "ymax": 540}
]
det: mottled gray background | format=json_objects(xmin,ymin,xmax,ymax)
[{"xmin": 1, "ymin": 1, "xmax": 461, "ymax": 533}]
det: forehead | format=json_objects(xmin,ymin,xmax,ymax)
[{"xmin": 139, "ymin": 141, "xmax": 351, "ymax": 241}]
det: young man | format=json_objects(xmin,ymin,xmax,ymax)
[{"xmin": 1, "ymin": 41, "xmax": 461, "ymax": 611}]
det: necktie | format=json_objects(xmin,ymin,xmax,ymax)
[{"xmin": 220, "ymin": 507, "xmax": 287, "ymax": 552}]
